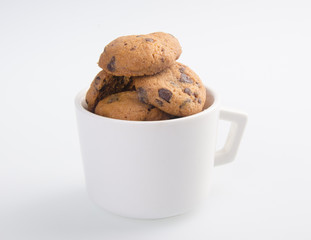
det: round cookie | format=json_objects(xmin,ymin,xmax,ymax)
[
  {"xmin": 133, "ymin": 62, "xmax": 206, "ymax": 117},
  {"xmin": 98, "ymin": 32, "xmax": 182, "ymax": 76},
  {"xmin": 85, "ymin": 70, "xmax": 131, "ymax": 112},
  {"xmin": 94, "ymin": 91, "xmax": 172, "ymax": 121}
]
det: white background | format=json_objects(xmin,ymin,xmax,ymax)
[{"xmin": 1, "ymin": 0, "xmax": 311, "ymax": 239}]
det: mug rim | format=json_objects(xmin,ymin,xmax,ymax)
[{"xmin": 75, "ymin": 86, "xmax": 220, "ymax": 124}]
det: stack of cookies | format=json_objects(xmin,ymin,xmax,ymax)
[{"xmin": 86, "ymin": 32, "xmax": 208, "ymax": 121}]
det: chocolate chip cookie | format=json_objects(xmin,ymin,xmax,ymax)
[
  {"xmin": 98, "ymin": 32, "xmax": 182, "ymax": 76},
  {"xmin": 94, "ymin": 91, "xmax": 172, "ymax": 121},
  {"xmin": 85, "ymin": 70, "xmax": 131, "ymax": 112},
  {"xmin": 133, "ymin": 62, "xmax": 206, "ymax": 116}
]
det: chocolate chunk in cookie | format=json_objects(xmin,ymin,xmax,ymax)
[
  {"xmin": 158, "ymin": 88, "xmax": 172, "ymax": 103},
  {"xmin": 137, "ymin": 87, "xmax": 148, "ymax": 104},
  {"xmin": 107, "ymin": 56, "xmax": 116, "ymax": 72}
]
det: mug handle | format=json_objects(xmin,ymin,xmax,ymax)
[{"xmin": 214, "ymin": 108, "xmax": 248, "ymax": 166}]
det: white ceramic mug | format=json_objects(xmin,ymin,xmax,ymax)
[{"xmin": 75, "ymin": 87, "xmax": 247, "ymax": 219}]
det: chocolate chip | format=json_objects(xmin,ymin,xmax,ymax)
[
  {"xmin": 147, "ymin": 105, "xmax": 155, "ymax": 111},
  {"xmin": 130, "ymin": 46, "xmax": 136, "ymax": 51},
  {"xmin": 161, "ymin": 48, "xmax": 165, "ymax": 52},
  {"xmin": 198, "ymin": 98, "xmax": 202, "ymax": 104},
  {"xmin": 107, "ymin": 95, "xmax": 119, "ymax": 104},
  {"xmin": 161, "ymin": 58, "xmax": 164, "ymax": 63},
  {"xmin": 184, "ymin": 88, "xmax": 192, "ymax": 96},
  {"xmin": 193, "ymin": 92, "xmax": 199, "ymax": 98},
  {"xmin": 179, "ymin": 67, "xmax": 185, "ymax": 73},
  {"xmin": 124, "ymin": 42, "xmax": 128, "ymax": 46},
  {"xmin": 158, "ymin": 88, "xmax": 173, "ymax": 103},
  {"xmin": 179, "ymin": 99, "xmax": 191, "ymax": 108},
  {"xmin": 137, "ymin": 87, "xmax": 148, "ymax": 104},
  {"xmin": 145, "ymin": 38, "xmax": 154, "ymax": 42},
  {"xmin": 107, "ymin": 56, "xmax": 116, "ymax": 72},
  {"xmin": 196, "ymin": 82, "xmax": 201, "ymax": 88},
  {"xmin": 179, "ymin": 73, "xmax": 193, "ymax": 84},
  {"xmin": 155, "ymin": 99, "xmax": 163, "ymax": 107},
  {"xmin": 95, "ymin": 76, "xmax": 101, "ymax": 86}
]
